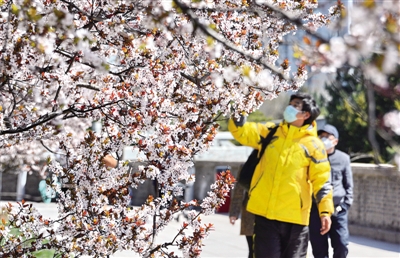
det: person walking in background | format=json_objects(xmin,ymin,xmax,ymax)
[
  {"xmin": 229, "ymin": 167, "xmax": 255, "ymax": 258},
  {"xmin": 229, "ymin": 93, "xmax": 334, "ymax": 258},
  {"xmin": 309, "ymin": 124, "xmax": 354, "ymax": 258},
  {"xmin": 38, "ymin": 174, "xmax": 61, "ymax": 203}
]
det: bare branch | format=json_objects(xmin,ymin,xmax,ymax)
[
  {"xmin": 0, "ymin": 100, "xmax": 124, "ymax": 136},
  {"xmin": 40, "ymin": 140, "xmax": 66, "ymax": 156},
  {"xmin": 76, "ymin": 84, "xmax": 101, "ymax": 91},
  {"xmin": 180, "ymin": 72, "xmax": 210, "ymax": 86}
]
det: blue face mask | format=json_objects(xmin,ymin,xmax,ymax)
[{"xmin": 283, "ymin": 105, "xmax": 299, "ymax": 123}]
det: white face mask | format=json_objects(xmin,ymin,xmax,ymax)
[{"xmin": 320, "ymin": 137, "xmax": 334, "ymax": 150}]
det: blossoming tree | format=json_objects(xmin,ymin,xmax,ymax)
[
  {"xmin": 295, "ymin": 0, "xmax": 400, "ymax": 162},
  {"xmin": 0, "ymin": 0, "xmax": 398, "ymax": 257}
]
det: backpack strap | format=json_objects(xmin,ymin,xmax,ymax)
[{"xmin": 258, "ymin": 126, "xmax": 278, "ymax": 158}]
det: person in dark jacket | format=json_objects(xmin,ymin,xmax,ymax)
[{"xmin": 309, "ymin": 124, "xmax": 354, "ymax": 258}]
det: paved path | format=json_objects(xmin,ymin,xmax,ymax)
[{"xmin": 1, "ymin": 202, "xmax": 399, "ymax": 257}]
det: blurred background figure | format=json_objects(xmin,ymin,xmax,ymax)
[
  {"xmin": 38, "ymin": 174, "xmax": 60, "ymax": 203},
  {"xmin": 173, "ymin": 166, "xmax": 195, "ymax": 221},
  {"xmin": 229, "ymin": 167, "xmax": 255, "ymax": 258}
]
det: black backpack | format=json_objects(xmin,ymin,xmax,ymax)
[{"xmin": 237, "ymin": 126, "xmax": 278, "ymax": 190}]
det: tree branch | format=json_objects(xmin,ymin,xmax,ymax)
[
  {"xmin": 76, "ymin": 84, "xmax": 101, "ymax": 91},
  {"xmin": 0, "ymin": 100, "xmax": 124, "ymax": 136},
  {"xmin": 249, "ymin": 1, "xmax": 330, "ymax": 44},
  {"xmin": 173, "ymin": 0, "xmax": 288, "ymax": 81},
  {"xmin": 40, "ymin": 140, "xmax": 66, "ymax": 156}
]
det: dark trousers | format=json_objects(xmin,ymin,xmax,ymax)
[
  {"xmin": 309, "ymin": 203, "xmax": 349, "ymax": 258},
  {"xmin": 254, "ymin": 215, "xmax": 309, "ymax": 258},
  {"xmin": 246, "ymin": 235, "xmax": 253, "ymax": 258}
]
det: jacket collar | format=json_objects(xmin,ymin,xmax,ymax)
[{"xmin": 280, "ymin": 120, "xmax": 318, "ymax": 138}]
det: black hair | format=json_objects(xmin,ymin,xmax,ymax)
[{"xmin": 290, "ymin": 93, "xmax": 320, "ymax": 125}]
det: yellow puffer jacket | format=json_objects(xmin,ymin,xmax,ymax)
[{"xmin": 229, "ymin": 119, "xmax": 334, "ymax": 226}]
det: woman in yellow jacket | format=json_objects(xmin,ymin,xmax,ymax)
[{"xmin": 229, "ymin": 93, "xmax": 334, "ymax": 258}]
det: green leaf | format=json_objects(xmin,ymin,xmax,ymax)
[
  {"xmin": 11, "ymin": 4, "xmax": 19, "ymax": 15},
  {"xmin": 206, "ymin": 36, "xmax": 214, "ymax": 47},
  {"xmin": 102, "ymin": 63, "xmax": 110, "ymax": 71},
  {"xmin": 31, "ymin": 249, "xmax": 56, "ymax": 258},
  {"xmin": 53, "ymin": 8, "xmax": 66, "ymax": 20},
  {"xmin": 28, "ymin": 7, "xmax": 42, "ymax": 22}
]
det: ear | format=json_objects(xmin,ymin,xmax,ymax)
[
  {"xmin": 303, "ymin": 111, "xmax": 310, "ymax": 120},
  {"xmin": 332, "ymin": 138, "xmax": 339, "ymax": 146}
]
